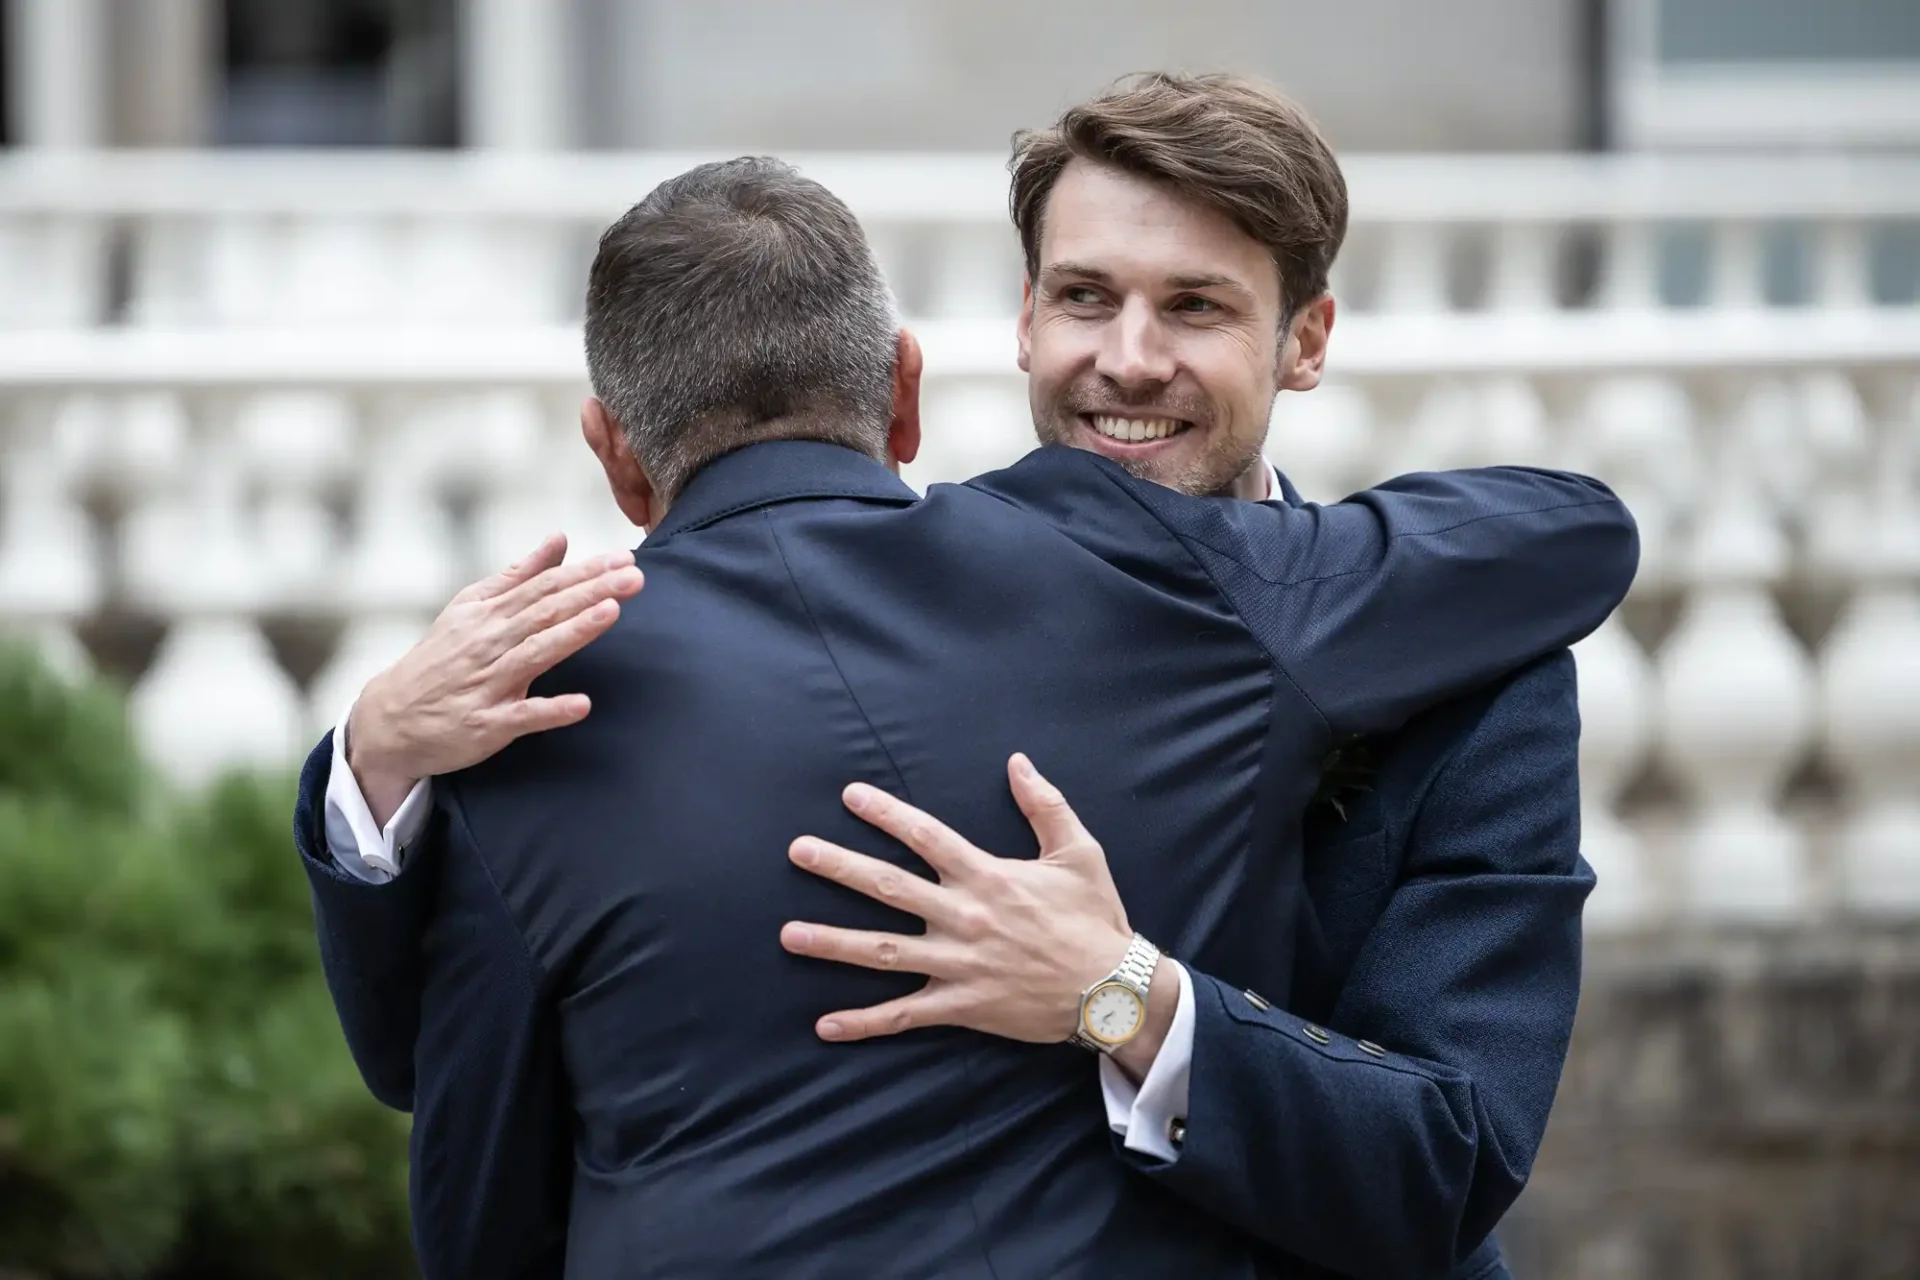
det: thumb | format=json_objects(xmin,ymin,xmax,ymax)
[{"xmin": 1008, "ymin": 753, "xmax": 1098, "ymax": 861}]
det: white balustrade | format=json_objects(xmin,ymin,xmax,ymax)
[
  {"xmin": 0, "ymin": 149, "xmax": 1914, "ymax": 929},
  {"xmin": 1572, "ymin": 618, "xmax": 1659, "ymax": 932},
  {"xmin": 1658, "ymin": 389, "xmax": 1819, "ymax": 921}
]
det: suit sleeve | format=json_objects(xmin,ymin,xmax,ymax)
[
  {"xmin": 407, "ymin": 788, "xmax": 571, "ymax": 1280},
  {"xmin": 1113, "ymin": 463, "xmax": 1637, "ymax": 736},
  {"xmin": 294, "ymin": 731, "xmax": 430, "ymax": 1111},
  {"xmin": 1115, "ymin": 655, "xmax": 1591, "ymax": 1279}
]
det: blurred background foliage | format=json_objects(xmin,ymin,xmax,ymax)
[{"xmin": 0, "ymin": 642, "xmax": 415, "ymax": 1279}]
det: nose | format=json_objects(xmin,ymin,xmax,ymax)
[{"xmin": 1094, "ymin": 295, "xmax": 1176, "ymax": 391}]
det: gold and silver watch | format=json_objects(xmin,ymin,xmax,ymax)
[{"xmin": 1069, "ymin": 933, "xmax": 1161, "ymax": 1054}]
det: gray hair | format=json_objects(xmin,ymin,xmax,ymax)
[{"xmin": 584, "ymin": 157, "xmax": 901, "ymax": 505}]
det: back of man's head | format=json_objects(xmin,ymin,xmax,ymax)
[{"xmin": 585, "ymin": 157, "xmax": 900, "ymax": 505}]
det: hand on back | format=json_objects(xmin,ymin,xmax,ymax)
[{"xmin": 346, "ymin": 534, "xmax": 644, "ymax": 820}]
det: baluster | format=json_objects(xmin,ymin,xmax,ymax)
[
  {"xmin": 1474, "ymin": 377, "xmax": 1556, "ymax": 467},
  {"xmin": 88, "ymin": 392, "xmax": 192, "ymax": 500},
  {"xmin": 1573, "ymin": 618, "xmax": 1659, "ymax": 930},
  {"xmin": 1376, "ymin": 223, "xmax": 1450, "ymax": 314},
  {"xmin": 1269, "ymin": 381, "xmax": 1374, "ymax": 502},
  {"xmin": 1812, "ymin": 220, "xmax": 1872, "ymax": 310},
  {"xmin": 306, "ymin": 450, "xmax": 461, "ymax": 737},
  {"xmin": 471, "ymin": 411, "xmax": 589, "ymax": 577},
  {"xmin": 1819, "ymin": 402, "xmax": 1920, "ymax": 912},
  {"xmin": 202, "ymin": 214, "xmax": 285, "ymax": 326},
  {"xmin": 911, "ymin": 380, "xmax": 1032, "ymax": 487},
  {"xmin": 234, "ymin": 391, "xmax": 357, "ymax": 611},
  {"xmin": 428, "ymin": 389, "xmax": 548, "ymax": 496},
  {"xmin": 127, "ymin": 216, "xmax": 205, "ymax": 326},
  {"xmin": 1578, "ymin": 376, "xmax": 1700, "ymax": 591},
  {"xmin": 0, "ymin": 407, "xmax": 102, "ymax": 680},
  {"xmin": 333, "ymin": 455, "xmax": 462, "ymax": 615},
  {"xmin": 401, "ymin": 218, "xmax": 494, "ymax": 325},
  {"xmin": 125, "ymin": 412, "xmax": 305, "ymax": 786},
  {"xmin": 283, "ymin": 216, "xmax": 397, "ymax": 325},
  {"xmin": 489, "ymin": 221, "xmax": 572, "ymax": 325},
  {"xmin": 1708, "ymin": 220, "xmax": 1766, "ymax": 311},
  {"xmin": 1599, "ymin": 221, "xmax": 1660, "ymax": 311},
  {"xmin": 0, "ymin": 214, "xmax": 107, "ymax": 327},
  {"xmin": 1797, "ymin": 371, "xmax": 1872, "ymax": 482},
  {"xmin": 927, "ymin": 225, "xmax": 1022, "ymax": 320},
  {"xmin": 1657, "ymin": 391, "xmax": 1816, "ymax": 920},
  {"xmin": 1488, "ymin": 222, "xmax": 1560, "ymax": 312}
]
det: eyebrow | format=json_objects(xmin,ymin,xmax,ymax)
[{"xmin": 1041, "ymin": 262, "xmax": 1259, "ymax": 303}]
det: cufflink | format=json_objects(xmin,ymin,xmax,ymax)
[{"xmin": 1167, "ymin": 1117, "xmax": 1187, "ymax": 1149}]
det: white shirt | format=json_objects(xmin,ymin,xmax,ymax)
[{"xmin": 320, "ymin": 459, "xmax": 1284, "ymax": 1162}]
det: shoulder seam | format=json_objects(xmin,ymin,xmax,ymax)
[
  {"xmin": 439, "ymin": 775, "xmax": 553, "ymax": 992},
  {"xmin": 1088, "ymin": 463, "xmax": 1333, "ymax": 740},
  {"xmin": 763, "ymin": 508, "xmax": 914, "ymax": 804}
]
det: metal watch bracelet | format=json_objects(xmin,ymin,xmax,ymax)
[{"xmin": 1069, "ymin": 933, "xmax": 1160, "ymax": 1053}]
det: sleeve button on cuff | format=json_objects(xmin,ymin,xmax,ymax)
[
  {"xmin": 1357, "ymin": 1039, "xmax": 1387, "ymax": 1057},
  {"xmin": 1301, "ymin": 1024, "xmax": 1332, "ymax": 1046},
  {"xmin": 1242, "ymin": 989, "xmax": 1271, "ymax": 1011}
]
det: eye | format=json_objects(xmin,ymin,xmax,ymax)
[
  {"xmin": 1173, "ymin": 294, "xmax": 1221, "ymax": 314},
  {"xmin": 1059, "ymin": 284, "xmax": 1106, "ymax": 306}
]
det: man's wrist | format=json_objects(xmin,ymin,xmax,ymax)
[
  {"xmin": 344, "ymin": 693, "xmax": 421, "ymax": 831},
  {"xmin": 1108, "ymin": 954, "xmax": 1180, "ymax": 1084}
]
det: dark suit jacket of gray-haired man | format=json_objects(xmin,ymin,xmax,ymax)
[{"xmin": 296, "ymin": 157, "xmax": 1638, "ymax": 1279}]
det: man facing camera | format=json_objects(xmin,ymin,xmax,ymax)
[{"xmin": 302, "ymin": 77, "xmax": 1629, "ymax": 1280}]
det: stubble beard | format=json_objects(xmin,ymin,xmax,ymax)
[{"xmin": 1033, "ymin": 396, "xmax": 1268, "ymax": 498}]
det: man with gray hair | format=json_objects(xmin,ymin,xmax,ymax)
[{"xmin": 300, "ymin": 150, "xmax": 1634, "ymax": 1279}]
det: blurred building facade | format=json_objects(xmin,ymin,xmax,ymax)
[{"xmin": 2, "ymin": 2, "xmax": 1918, "ymax": 1276}]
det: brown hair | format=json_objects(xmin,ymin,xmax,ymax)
[{"xmin": 1008, "ymin": 72, "xmax": 1349, "ymax": 318}]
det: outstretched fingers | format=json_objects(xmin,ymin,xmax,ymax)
[
  {"xmin": 779, "ymin": 921, "xmax": 951, "ymax": 979},
  {"xmin": 788, "ymin": 837, "xmax": 948, "ymax": 921},
  {"xmin": 842, "ymin": 783, "xmax": 986, "ymax": 880},
  {"xmin": 809, "ymin": 988, "xmax": 965, "ymax": 1042}
]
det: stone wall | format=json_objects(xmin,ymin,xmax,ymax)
[{"xmin": 1502, "ymin": 927, "xmax": 1920, "ymax": 1280}]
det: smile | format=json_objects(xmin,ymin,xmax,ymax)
[{"xmin": 1085, "ymin": 414, "xmax": 1191, "ymax": 443}]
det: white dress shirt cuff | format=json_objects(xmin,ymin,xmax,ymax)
[
  {"xmin": 1098, "ymin": 959, "xmax": 1195, "ymax": 1163},
  {"xmin": 323, "ymin": 699, "xmax": 433, "ymax": 883}
]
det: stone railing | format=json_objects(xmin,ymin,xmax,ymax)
[{"xmin": 1, "ymin": 150, "xmax": 1917, "ymax": 935}]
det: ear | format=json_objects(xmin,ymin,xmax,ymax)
[
  {"xmin": 1279, "ymin": 294, "xmax": 1335, "ymax": 394},
  {"xmin": 886, "ymin": 328, "xmax": 924, "ymax": 469},
  {"xmin": 1016, "ymin": 277, "xmax": 1034, "ymax": 374},
  {"xmin": 580, "ymin": 397, "xmax": 659, "ymax": 530}
]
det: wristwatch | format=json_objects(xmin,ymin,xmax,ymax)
[{"xmin": 1069, "ymin": 933, "xmax": 1161, "ymax": 1054}]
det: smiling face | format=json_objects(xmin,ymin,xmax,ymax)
[{"xmin": 1018, "ymin": 159, "xmax": 1330, "ymax": 499}]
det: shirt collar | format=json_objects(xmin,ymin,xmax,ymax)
[{"xmin": 1264, "ymin": 459, "xmax": 1305, "ymax": 507}]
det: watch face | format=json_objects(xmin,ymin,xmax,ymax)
[{"xmin": 1084, "ymin": 983, "xmax": 1145, "ymax": 1044}]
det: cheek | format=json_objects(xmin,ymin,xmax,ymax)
[
  {"xmin": 1186, "ymin": 338, "xmax": 1273, "ymax": 420},
  {"xmin": 1028, "ymin": 323, "xmax": 1093, "ymax": 388}
]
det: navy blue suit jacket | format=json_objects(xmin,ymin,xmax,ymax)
[{"xmin": 295, "ymin": 442, "xmax": 1630, "ymax": 1278}]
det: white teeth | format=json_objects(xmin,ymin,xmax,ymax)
[{"xmin": 1091, "ymin": 415, "xmax": 1182, "ymax": 442}]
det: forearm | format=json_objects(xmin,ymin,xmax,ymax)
[{"xmin": 296, "ymin": 730, "xmax": 434, "ymax": 1110}]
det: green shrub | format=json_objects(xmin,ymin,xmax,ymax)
[{"xmin": 0, "ymin": 643, "xmax": 413, "ymax": 1279}]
